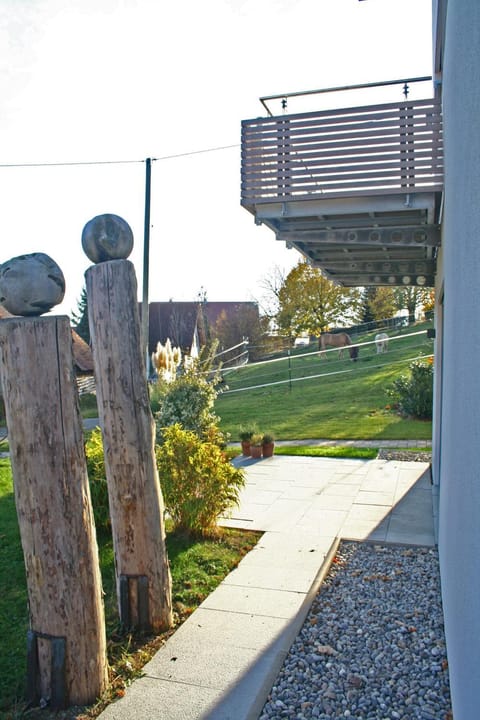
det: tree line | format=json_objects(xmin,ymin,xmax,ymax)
[
  {"xmin": 71, "ymin": 262, "xmax": 434, "ymax": 358},
  {"xmin": 258, "ymin": 261, "xmax": 434, "ymax": 340}
]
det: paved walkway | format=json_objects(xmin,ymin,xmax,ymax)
[
  {"xmin": 98, "ymin": 453, "xmax": 436, "ymax": 720},
  {"xmin": 81, "ymin": 419, "xmax": 433, "ymax": 449},
  {"xmin": 236, "ymin": 438, "xmax": 432, "ymax": 449}
]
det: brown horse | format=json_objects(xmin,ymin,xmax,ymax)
[{"xmin": 319, "ymin": 332, "xmax": 359, "ymax": 361}]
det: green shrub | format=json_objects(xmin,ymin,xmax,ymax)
[
  {"xmin": 239, "ymin": 424, "xmax": 258, "ymax": 442},
  {"xmin": 387, "ymin": 358, "xmax": 433, "ymax": 419},
  {"xmin": 156, "ymin": 424, "xmax": 245, "ymax": 537},
  {"xmin": 79, "ymin": 392, "xmax": 99, "ymax": 418},
  {"xmin": 84, "ymin": 427, "xmax": 111, "ymax": 531},
  {"xmin": 153, "ymin": 368, "xmax": 225, "ymax": 444}
]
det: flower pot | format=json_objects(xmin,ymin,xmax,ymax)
[
  {"xmin": 250, "ymin": 445, "xmax": 262, "ymax": 459},
  {"xmin": 262, "ymin": 442, "xmax": 275, "ymax": 458},
  {"xmin": 241, "ymin": 440, "xmax": 251, "ymax": 456}
]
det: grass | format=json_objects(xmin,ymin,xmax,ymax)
[
  {"xmin": 217, "ymin": 321, "xmax": 433, "ymax": 442},
  {"xmin": 0, "ymin": 458, "xmax": 261, "ymax": 718},
  {"xmin": 273, "ymin": 445, "xmax": 378, "ymax": 460},
  {"xmin": 78, "ymin": 393, "xmax": 99, "ymax": 419}
]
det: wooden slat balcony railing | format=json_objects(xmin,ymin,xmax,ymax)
[{"xmin": 241, "ymin": 98, "xmax": 443, "ymax": 205}]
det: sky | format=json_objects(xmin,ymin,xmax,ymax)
[{"xmin": 0, "ymin": 0, "xmax": 433, "ymax": 319}]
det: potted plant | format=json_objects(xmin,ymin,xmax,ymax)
[
  {"xmin": 239, "ymin": 426, "xmax": 257, "ymax": 456},
  {"xmin": 250, "ymin": 433, "xmax": 263, "ymax": 459},
  {"xmin": 262, "ymin": 433, "xmax": 275, "ymax": 458}
]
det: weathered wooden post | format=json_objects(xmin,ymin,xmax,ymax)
[
  {"xmin": 0, "ymin": 253, "xmax": 108, "ymax": 708},
  {"xmin": 83, "ymin": 214, "xmax": 172, "ymax": 633}
]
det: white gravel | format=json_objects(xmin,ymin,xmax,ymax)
[{"xmin": 259, "ymin": 541, "xmax": 452, "ymax": 720}]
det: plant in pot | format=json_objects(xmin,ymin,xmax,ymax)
[
  {"xmin": 262, "ymin": 433, "xmax": 275, "ymax": 458},
  {"xmin": 250, "ymin": 433, "xmax": 264, "ymax": 459},
  {"xmin": 239, "ymin": 426, "xmax": 257, "ymax": 456}
]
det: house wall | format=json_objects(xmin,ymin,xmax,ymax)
[{"xmin": 437, "ymin": 0, "xmax": 480, "ymax": 715}]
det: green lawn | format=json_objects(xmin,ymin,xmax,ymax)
[{"xmin": 216, "ymin": 322, "xmax": 433, "ymax": 442}]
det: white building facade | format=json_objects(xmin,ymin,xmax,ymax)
[{"xmin": 433, "ymin": 0, "xmax": 480, "ymax": 716}]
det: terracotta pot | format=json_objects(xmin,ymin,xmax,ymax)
[
  {"xmin": 250, "ymin": 445, "xmax": 262, "ymax": 459},
  {"xmin": 241, "ymin": 440, "xmax": 251, "ymax": 456},
  {"xmin": 262, "ymin": 442, "xmax": 275, "ymax": 458}
]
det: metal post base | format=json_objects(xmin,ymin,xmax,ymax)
[
  {"xmin": 26, "ymin": 630, "xmax": 66, "ymax": 709},
  {"xmin": 119, "ymin": 574, "xmax": 150, "ymax": 632}
]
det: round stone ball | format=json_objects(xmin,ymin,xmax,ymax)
[
  {"xmin": 81, "ymin": 213, "xmax": 134, "ymax": 263},
  {"xmin": 0, "ymin": 252, "xmax": 65, "ymax": 316}
]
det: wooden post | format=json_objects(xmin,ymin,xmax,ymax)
[
  {"xmin": 85, "ymin": 259, "xmax": 172, "ymax": 633},
  {"xmin": 0, "ymin": 316, "xmax": 108, "ymax": 707}
]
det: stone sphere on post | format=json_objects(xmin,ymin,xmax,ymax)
[
  {"xmin": 0, "ymin": 252, "xmax": 65, "ymax": 316},
  {"xmin": 81, "ymin": 214, "xmax": 134, "ymax": 263}
]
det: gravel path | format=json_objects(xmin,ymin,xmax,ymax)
[{"xmin": 260, "ymin": 541, "xmax": 452, "ymax": 720}]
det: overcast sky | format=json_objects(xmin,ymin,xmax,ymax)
[{"xmin": 0, "ymin": 0, "xmax": 433, "ymax": 317}]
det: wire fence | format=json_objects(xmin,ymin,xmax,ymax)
[
  {"xmin": 218, "ymin": 330, "xmax": 433, "ymax": 396},
  {"xmin": 76, "ymin": 326, "xmax": 433, "ymax": 398}
]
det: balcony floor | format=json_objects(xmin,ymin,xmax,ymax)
[{"xmin": 247, "ymin": 191, "xmax": 440, "ymax": 287}]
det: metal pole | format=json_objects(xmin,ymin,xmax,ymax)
[{"xmin": 142, "ymin": 158, "xmax": 151, "ymax": 376}]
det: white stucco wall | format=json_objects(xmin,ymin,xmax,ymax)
[{"xmin": 438, "ymin": 0, "xmax": 480, "ymax": 716}]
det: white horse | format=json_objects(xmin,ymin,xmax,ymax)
[{"xmin": 375, "ymin": 332, "xmax": 389, "ymax": 353}]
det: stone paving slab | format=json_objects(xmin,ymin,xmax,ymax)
[
  {"xmin": 199, "ymin": 584, "xmax": 308, "ymax": 618},
  {"xmin": 97, "ymin": 454, "xmax": 435, "ymax": 720},
  {"xmin": 221, "ymin": 562, "xmax": 322, "ymax": 594}
]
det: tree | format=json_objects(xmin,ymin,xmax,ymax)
[
  {"xmin": 71, "ymin": 285, "xmax": 90, "ymax": 344},
  {"xmin": 212, "ymin": 304, "xmax": 267, "ymax": 361},
  {"xmin": 361, "ymin": 287, "xmax": 376, "ymax": 325},
  {"xmin": 394, "ymin": 287, "xmax": 433, "ymax": 324},
  {"xmin": 257, "ymin": 265, "xmax": 287, "ymax": 322},
  {"xmin": 422, "ymin": 289, "xmax": 435, "ymax": 319},
  {"xmin": 276, "ymin": 261, "xmax": 362, "ymax": 338},
  {"xmin": 362, "ymin": 287, "xmax": 398, "ymax": 324}
]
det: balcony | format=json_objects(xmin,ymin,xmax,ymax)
[{"xmin": 241, "ymin": 90, "xmax": 443, "ymax": 287}]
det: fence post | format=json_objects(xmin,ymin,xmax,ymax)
[
  {"xmin": 85, "ymin": 257, "xmax": 173, "ymax": 633},
  {"xmin": 288, "ymin": 348, "xmax": 292, "ymax": 391},
  {"xmin": 0, "ymin": 316, "xmax": 108, "ymax": 707}
]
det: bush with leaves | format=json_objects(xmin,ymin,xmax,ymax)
[
  {"xmin": 84, "ymin": 427, "xmax": 111, "ymax": 531},
  {"xmin": 155, "ymin": 424, "xmax": 245, "ymax": 537},
  {"xmin": 387, "ymin": 358, "xmax": 433, "ymax": 419},
  {"xmin": 153, "ymin": 352, "xmax": 227, "ymax": 445}
]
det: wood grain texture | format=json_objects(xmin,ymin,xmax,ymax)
[
  {"xmin": 86, "ymin": 259, "xmax": 172, "ymax": 633},
  {"xmin": 0, "ymin": 315, "xmax": 108, "ymax": 705}
]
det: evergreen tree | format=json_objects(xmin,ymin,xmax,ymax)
[
  {"xmin": 71, "ymin": 286, "xmax": 90, "ymax": 344},
  {"xmin": 361, "ymin": 288, "xmax": 377, "ymax": 324}
]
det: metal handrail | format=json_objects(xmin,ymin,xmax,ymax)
[{"xmin": 260, "ymin": 76, "xmax": 433, "ymax": 116}]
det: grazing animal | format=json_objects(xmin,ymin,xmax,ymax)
[
  {"xmin": 319, "ymin": 332, "xmax": 359, "ymax": 361},
  {"xmin": 375, "ymin": 332, "xmax": 389, "ymax": 353}
]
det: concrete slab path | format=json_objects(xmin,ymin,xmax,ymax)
[{"xmin": 98, "ymin": 454, "xmax": 435, "ymax": 720}]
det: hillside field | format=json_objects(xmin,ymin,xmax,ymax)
[{"xmin": 215, "ymin": 321, "xmax": 434, "ymax": 442}]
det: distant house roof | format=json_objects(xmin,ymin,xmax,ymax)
[
  {"xmin": 148, "ymin": 302, "xmax": 200, "ymax": 355},
  {"xmin": 0, "ymin": 305, "xmax": 93, "ymax": 374},
  {"xmin": 148, "ymin": 301, "xmax": 259, "ymax": 355},
  {"xmin": 200, "ymin": 301, "xmax": 259, "ymax": 327}
]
